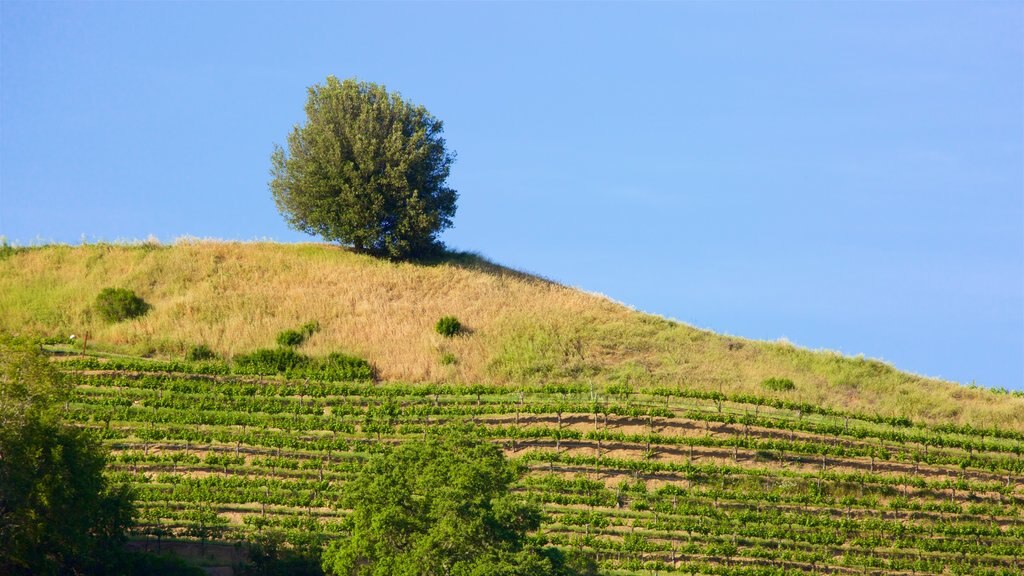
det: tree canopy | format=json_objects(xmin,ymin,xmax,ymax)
[
  {"xmin": 270, "ymin": 76, "xmax": 458, "ymax": 260},
  {"xmin": 0, "ymin": 335, "xmax": 69, "ymax": 429},
  {"xmin": 0, "ymin": 336, "xmax": 135, "ymax": 575},
  {"xmin": 321, "ymin": 427, "xmax": 594, "ymax": 576}
]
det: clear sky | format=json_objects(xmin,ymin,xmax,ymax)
[{"xmin": 2, "ymin": 2, "xmax": 1021, "ymax": 390}]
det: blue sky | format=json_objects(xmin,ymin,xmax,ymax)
[{"xmin": 2, "ymin": 2, "xmax": 1021, "ymax": 390}]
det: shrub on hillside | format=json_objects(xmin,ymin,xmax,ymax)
[
  {"xmin": 185, "ymin": 344, "xmax": 217, "ymax": 362},
  {"xmin": 276, "ymin": 329, "xmax": 305, "ymax": 348},
  {"xmin": 435, "ymin": 316, "xmax": 462, "ymax": 337},
  {"xmin": 319, "ymin": 352, "xmax": 374, "ymax": 381},
  {"xmin": 234, "ymin": 348, "xmax": 309, "ymax": 375},
  {"xmin": 761, "ymin": 377, "xmax": 796, "ymax": 392},
  {"xmin": 95, "ymin": 288, "xmax": 149, "ymax": 322},
  {"xmin": 301, "ymin": 321, "xmax": 320, "ymax": 337},
  {"xmin": 233, "ymin": 348, "xmax": 373, "ymax": 380},
  {"xmin": 275, "ymin": 321, "xmax": 321, "ymax": 348}
]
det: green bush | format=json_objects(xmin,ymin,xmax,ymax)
[
  {"xmin": 276, "ymin": 329, "xmax": 306, "ymax": 348},
  {"xmin": 607, "ymin": 383, "xmax": 634, "ymax": 398},
  {"xmin": 435, "ymin": 316, "xmax": 462, "ymax": 337},
  {"xmin": 234, "ymin": 348, "xmax": 309, "ymax": 375},
  {"xmin": 275, "ymin": 321, "xmax": 320, "ymax": 348},
  {"xmin": 95, "ymin": 288, "xmax": 150, "ymax": 322},
  {"xmin": 186, "ymin": 344, "xmax": 217, "ymax": 362},
  {"xmin": 440, "ymin": 352, "xmax": 457, "ymax": 366},
  {"xmin": 301, "ymin": 321, "xmax": 321, "ymax": 337},
  {"xmin": 318, "ymin": 352, "xmax": 374, "ymax": 381},
  {"xmin": 761, "ymin": 377, "xmax": 796, "ymax": 391},
  {"xmin": 233, "ymin": 348, "xmax": 373, "ymax": 380}
]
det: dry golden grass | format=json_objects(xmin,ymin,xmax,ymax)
[{"xmin": 2, "ymin": 240, "xmax": 1021, "ymax": 431}]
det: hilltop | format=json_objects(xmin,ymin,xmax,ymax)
[{"xmin": 1, "ymin": 240, "xmax": 1021, "ymax": 430}]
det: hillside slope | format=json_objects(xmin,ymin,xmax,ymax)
[{"xmin": 1, "ymin": 240, "xmax": 1021, "ymax": 430}]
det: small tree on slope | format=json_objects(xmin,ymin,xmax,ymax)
[{"xmin": 321, "ymin": 427, "xmax": 595, "ymax": 576}]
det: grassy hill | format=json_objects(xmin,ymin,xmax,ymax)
[
  {"xmin": 2, "ymin": 240, "xmax": 1021, "ymax": 431},
  {"xmin": 4, "ymin": 240, "xmax": 1023, "ymax": 575}
]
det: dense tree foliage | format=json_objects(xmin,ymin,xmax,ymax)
[
  {"xmin": 241, "ymin": 530, "xmax": 325, "ymax": 576},
  {"xmin": 0, "ymin": 336, "xmax": 70, "ymax": 429},
  {"xmin": 0, "ymin": 336, "xmax": 135, "ymax": 575},
  {"xmin": 270, "ymin": 76, "xmax": 457, "ymax": 260},
  {"xmin": 0, "ymin": 419, "xmax": 135, "ymax": 575},
  {"xmin": 321, "ymin": 428, "xmax": 592, "ymax": 576}
]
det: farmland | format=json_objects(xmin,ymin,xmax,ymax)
[{"xmin": 59, "ymin": 355, "xmax": 1024, "ymax": 575}]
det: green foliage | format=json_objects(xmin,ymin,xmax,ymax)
[
  {"xmin": 301, "ymin": 321, "xmax": 321, "ymax": 337},
  {"xmin": 95, "ymin": 287, "xmax": 150, "ymax": 322},
  {"xmin": 321, "ymin": 428, "xmax": 580, "ymax": 576},
  {"xmin": 182, "ymin": 504, "xmax": 229, "ymax": 549},
  {"xmin": 270, "ymin": 76, "xmax": 458, "ymax": 260},
  {"xmin": 233, "ymin": 348, "xmax": 373, "ymax": 381},
  {"xmin": 234, "ymin": 347, "xmax": 309, "ymax": 374},
  {"xmin": 0, "ymin": 336, "xmax": 70, "ymax": 428},
  {"xmin": 241, "ymin": 530, "xmax": 324, "ymax": 576},
  {"xmin": 761, "ymin": 377, "xmax": 796, "ymax": 391},
  {"xmin": 276, "ymin": 329, "xmax": 306, "ymax": 348},
  {"xmin": 185, "ymin": 344, "xmax": 217, "ymax": 362},
  {"xmin": 440, "ymin": 351, "xmax": 458, "ymax": 365},
  {"xmin": 319, "ymin": 352, "xmax": 375, "ymax": 381},
  {"xmin": 435, "ymin": 315, "xmax": 462, "ymax": 337},
  {"xmin": 0, "ymin": 337, "xmax": 135, "ymax": 575},
  {"xmin": 0, "ymin": 420, "xmax": 135, "ymax": 575},
  {"xmin": 606, "ymin": 382, "xmax": 634, "ymax": 398},
  {"xmin": 276, "ymin": 321, "xmax": 321, "ymax": 348}
]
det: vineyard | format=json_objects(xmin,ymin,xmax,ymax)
[{"xmin": 56, "ymin": 354, "xmax": 1024, "ymax": 575}]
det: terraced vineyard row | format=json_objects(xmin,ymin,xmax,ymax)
[{"xmin": 57, "ymin": 357, "xmax": 1024, "ymax": 575}]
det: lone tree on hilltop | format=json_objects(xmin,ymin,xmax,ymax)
[{"xmin": 270, "ymin": 76, "xmax": 458, "ymax": 260}]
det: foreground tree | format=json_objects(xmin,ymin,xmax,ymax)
[
  {"xmin": 270, "ymin": 76, "xmax": 458, "ymax": 260},
  {"xmin": 322, "ymin": 427, "xmax": 595, "ymax": 576},
  {"xmin": 0, "ymin": 335, "xmax": 70, "ymax": 430},
  {"xmin": 0, "ymin": 336, "xmax": 135, "ymax": 575}
]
